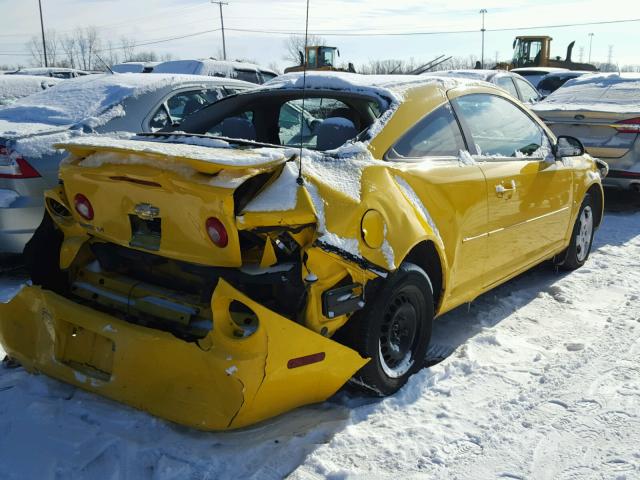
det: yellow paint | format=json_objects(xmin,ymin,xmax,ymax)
[{"xmin": 360, "ymin": 209, "xmax": 385, "ymax": 249}]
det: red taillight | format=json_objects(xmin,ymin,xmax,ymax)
[
  {"xmin": 0, "ymin": 146, "xmax": 40, "ymax": 179},
  {"xmin": 74, "ymin": 194, "xmax": 94, "ymax": 220},
  {"xmin": 206, "ymin": 217, "xmax": 228, "ymax": 248},
  {"xmin": 613, "ymin": 117, "xmax": 640, "ymax": 134}
]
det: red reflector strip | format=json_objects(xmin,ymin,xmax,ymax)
[
  {"xmin": 287, "ymin": 352, "xmax": 326, "ymax": 369},
  {"xmin": 608, "ymin": 169, "xmax": 640, "ymax": 179}
]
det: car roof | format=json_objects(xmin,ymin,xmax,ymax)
[
  {"xmin": 260, "ymin": 71, "xmax": 490, "ymax": 106},
  {"xmin": 511, "ymin": 67, "xmax": 570, "ymax": 73}
]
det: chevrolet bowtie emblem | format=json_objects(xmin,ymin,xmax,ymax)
[{"xmin": 133, "ymin": 203, "xmax": 160, "ymax": 220}]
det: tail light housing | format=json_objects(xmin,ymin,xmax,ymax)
[
  {"xmin": 613, "ymin": 117, "xmax": 640, "ymax": 134},
  {"xmin": 206, "ymin": 217, "xmax": 228, "ymax": 248},
  {"xmin": 74, "ymin": 193, "xmax": 94, "ymax": 220},
  {"xmin": 0, "ymin": 146, "xmax": 40, "ymax": 179}
]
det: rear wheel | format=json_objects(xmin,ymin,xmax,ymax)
[
  {"xmin": 348, "ymin": 262, "xmax": 434, "ymax": 396},
  {"xmin": 559, "ymin": 194, "xmax": 595, "ymax": 271}
]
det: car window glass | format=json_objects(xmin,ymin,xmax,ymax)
[
  {"xmin": 150, "ymin": 88, "xmax": 226, "ymax": 131},
  {"xmin": 496, "ymin": 77, "xmax": 518, "ymax": 98},
  {"xmin": 453, "ymin": 94, "xmax": 547, "ymax": 158},
  {"xmin": 387, "ymin": 103, "xmax": 465, "ymax": 159},
  {"xmin": 260, "ymin": 71, "xmax": 277, "ymax": 82},
  {"xmin": 515, "ymin": 78, "xmax": 540, "ymax": 103},
  {"xmin": 207, "ymin": 111, "xmax": 254, "ymax": 137},
  {"xmin": 235, "ymin": 69, "xmax": 260, "ymax": 84},
  {"xmin": 278, "ymin": 98, "xmax": 354, "ymax": 148}
]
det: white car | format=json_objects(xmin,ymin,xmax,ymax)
[
  {"xmin": 111, "ymin": 62, "xmax": 159, "ymax": 74},
  {"xmin": 6, "ymin": 67, "xmax": 91, "ymax": 79},
  {"xmin": 0, "ymin": 73, "xmax": 254, "ymax": 253},
  {"xmin": 429, "ymin": 69, "xmax": 541, "ymax": 103},
  {"xmin": 153, "ymin": 59, "xmax": 278, "ymax": 84},
  {"xmin": 0, "ymin": 75, "xmax": 61, "ymax": 106}
]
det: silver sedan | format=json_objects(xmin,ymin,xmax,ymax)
[{"xmin": 0, "ymin": 73, "xmax": 254, "ymax": 253}]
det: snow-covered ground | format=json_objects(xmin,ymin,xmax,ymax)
[{"xmin": 1, "ymin": 194, "xmax": 639, "ymax": 480}]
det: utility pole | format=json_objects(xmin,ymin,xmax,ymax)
[
  {"xmin": 588, "ymin": 33, "xmax": 594, "ymax": 63},
  {"xmin": 480, "ymin": 9, "xmax": 487, "ymax": 69},
  {"xmin": 38, "ymin": 0, "xmax": 48, "ymax": 67},
  {"xmin": 607, "ymin": 45, "xmax": 613, "ymax": 67},
  {"xmin": 212, "ymin": 1, "xmax": 228, "ymax": 60},
  {"xmin": 578, "ymin": 46, "xmax": 584, "ymax": 62}
]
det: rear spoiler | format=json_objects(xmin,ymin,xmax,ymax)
[{"xmin": 55, "ymin": 136, "xmax": 288, "ymax": 175}]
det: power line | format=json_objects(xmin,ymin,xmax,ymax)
[{"xmin": 224, "ymin": 16, "xmax": 640, "ymax": 37}]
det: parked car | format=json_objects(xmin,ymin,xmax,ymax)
[
  {"xmin": 537, "ymin": 71, "xmax": 592, "ymax": 97},
  {"xmin": 111, "ymin": 62, "xmax": 159, "ymax": 73},
  {"xmin": 0, "ymin": 75, "xmax": 61, "ymax": 106},
  {"xmin": 511, "ymin": 67, "xmax": 569, "ymax": 88},
  {"xmin": 6, "ymin": 67, "xmax": 90, "ymax": 79},
  {"xmin": 153, "ymin": 59, "xmax": 278, "ymax": 84},
  {"xmin": 429, "ymin": 69, "xmax": 541, "ymax": 103},
  {"xmin": 1, "ymin": 73, "xmax": 604, "ymax": 430},
  {"xmin": 0, "ymin": 73, "xmax": 254, "ymax": 253},
  {"xmin": 533, "ymin": 73, "xmax": 640, "ymax": 191}
]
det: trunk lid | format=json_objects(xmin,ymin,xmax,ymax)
[{"xmin": 56, "ymin": 137, "xmax": 290, "ymax": 267}]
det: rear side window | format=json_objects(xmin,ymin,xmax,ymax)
[
  {"xmin": 235, "ymin": 69, "xmax": 260, "ymax": 84},
  {"xmin": 496, "ymin": 77, "xmax": 518, "ymax": 98},
  {"xmin": 387, "ymin": 104, "xmax": 466, "ymax": 159},
  {"xmin": 149, "ymin": 88, "xmax": 226, "ymax": 131},
  {"xmin": 515, "ymin": 78, "xmax": 540, "ymax": 103},
  {"xmin": 453, "ymin": 94, "xmax": 546, "ymax": 158}
]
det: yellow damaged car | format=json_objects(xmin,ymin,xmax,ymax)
[{"xmin": 0, "ymin": 73, "xmax": 605, "ymax": 430}]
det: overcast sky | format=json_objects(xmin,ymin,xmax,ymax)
[{"xmin": 1, "ymin": 0, "xmax": 639, "ymax": 70}]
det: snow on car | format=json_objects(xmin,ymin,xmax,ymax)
[
  {"xmin": 533, "ymin": 73, "xmax": 640, "ymax": 191},
  {"xmin": 0, "ymin": 73, "xmax": 254, "ymax": 253},
  {"xmin": 511, "ymin": 66, "xmax": 570, "ymax": 88},
  {"xmin": 153, "ymin": 59, "xmax": 278, "ymax": 84},
  {"xmin": 427, "ymin": 69, "xmax": 541, "ymax": 103},
  {"xmin": 5, "ymin": 67, "xmax": 91, "ymax": 79},
  {"xmin": 0, "ymin": 72, "xmax": 604, "ymax": 432},
  {"xmin": 0, "ymin": 75, "xmax": 61, "ymax": 106}
]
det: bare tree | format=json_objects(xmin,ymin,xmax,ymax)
[
  {"xmin": 283, "ymin": 34, "xmax": 327, "ymax": 65},
  {"xmin": 26, "ymin": 29, "xmax": 59, "ymax": 67},
  {"xmin": 119, "ymin": 36, "xmax": 137, "ymax": 63}
]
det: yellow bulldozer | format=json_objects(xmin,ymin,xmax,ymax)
[
  {"xmin": 500, "ymin": 36, "xmax": 598, "ymax": 71},
  {"xmin": 284, "ymin": 45, "xmax": 356, "ymax": 74}
]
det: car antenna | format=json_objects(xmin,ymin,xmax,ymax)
[
  {"xmin": 296, "ymin": 0, "xmax": 310, "ymax": 186},
  {"xmin": 94, "ymin": 53, "xmax": 115, "ymax": 74}
]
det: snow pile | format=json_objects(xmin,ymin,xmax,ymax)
[
  {"xmin": 1, "ymin": 209, "xmax": 639, "ymax": 479},
  {"xmin": 0, "ymin": 76, "xmax": 61, "ymax": 106},
  {"xmin": 533, "ymin": 73, "xmax": 640, "ymax": 113}
]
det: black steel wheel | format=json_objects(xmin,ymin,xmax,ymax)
[{"xmin": 348, "ymin": 262, "xmax": 434, "ymax": 396}]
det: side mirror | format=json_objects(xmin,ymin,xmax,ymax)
[{"xmin": 554, "ymin": 136, "xmax": 584, "ymax": 159}]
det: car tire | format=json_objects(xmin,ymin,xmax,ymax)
[
  {"xmin": 348, "ymin": 262, "xmax": 434, "ymax": 396},
  {"xmin": 23, "ymin": 212, "xmax": 67, "ymax": 293},
  {"xmin": 559, "ymin": 194, "xmax": 595, "ymax": 271}
]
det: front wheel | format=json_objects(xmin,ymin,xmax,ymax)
[
  {"xmin": 559, "ymin": 194, "xmax": 595, "ymax": 271},
  {"xmin": 348, "ymin": 262, "xmax": 434, "ymax": 396}
]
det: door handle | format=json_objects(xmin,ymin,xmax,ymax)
[{"xmin": 495, "ymin": 180, "xmax": 516, "ymax": 197}]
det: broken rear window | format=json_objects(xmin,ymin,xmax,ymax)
[{"xmin": 175, "ymin": 90, "xmax": 386, "ymax": 151}]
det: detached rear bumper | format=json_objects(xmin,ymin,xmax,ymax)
[{"xmin": 0, "ymin": 280, "xmax": 367, "ymax": 430}]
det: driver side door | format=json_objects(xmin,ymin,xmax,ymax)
[{"xmin": 452, "ymin": 93, "xmax": 573, "ymax": 288}]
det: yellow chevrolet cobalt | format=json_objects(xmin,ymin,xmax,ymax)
[{"xmin": 0, "ymin": 73, "xmax": 605, "ymax": 430}]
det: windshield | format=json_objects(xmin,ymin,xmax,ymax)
[
  {"xmin": 512, "ymin": 39, "xmax": 542, "ymax": 68},
  {"xmin": 176, "ymin": 90, "xmax": 385, "ymax": 151}
]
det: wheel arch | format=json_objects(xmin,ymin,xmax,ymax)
[
  {"xmin": 586, "ymin": 182, "xmax": 604, "ymax": 228},
  {"xmin": 401, "ymin": 240, "xmax": 445, "ymax": 313}
]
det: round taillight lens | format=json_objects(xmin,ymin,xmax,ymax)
[
  {"xmin": 206, "ymin": 217, "xmax": 228, "ymax": 248},
  {"xmin": 74, "ymin": 193, "xmax": 94, "ymax": 220}
]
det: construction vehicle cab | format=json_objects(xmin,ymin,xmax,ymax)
[
  {"xmin": 510, "ymin": 36, "xmax": 597, "ymax": 71},
  {"xmin": 284, "ymin": 46, "xmax": 356, "ymax": 74}
]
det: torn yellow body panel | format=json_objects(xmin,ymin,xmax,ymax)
[{"xmin": 0, "ymin": 281, "xmax": 367, "ymax": 431}]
